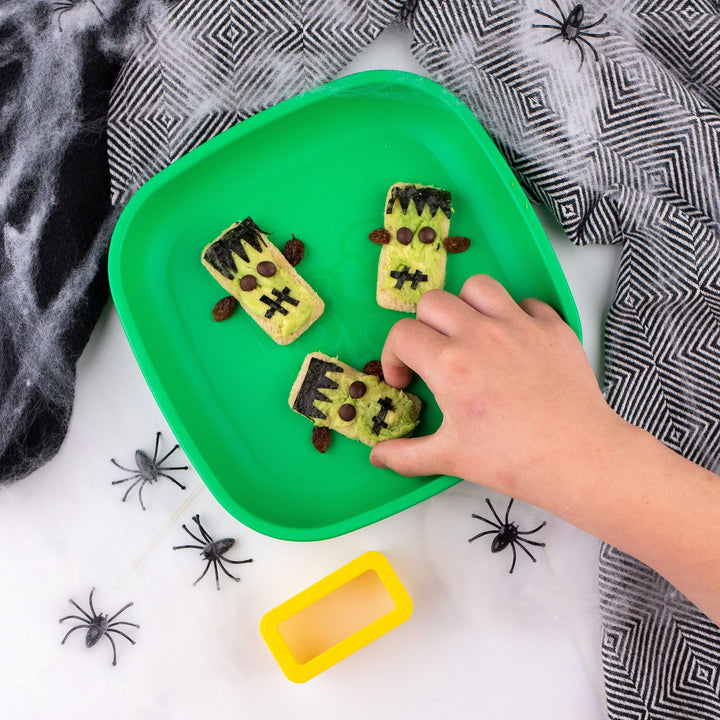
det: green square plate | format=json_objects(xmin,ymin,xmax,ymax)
[{"xmin": 108, "ymin": 70, "xmax": 580, "ymax": 541}]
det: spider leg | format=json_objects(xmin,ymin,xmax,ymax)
[
  {"xmin": 548, "ymin": 0, "xmax": 566, "ymax": 21},
  {"xmin": 112, "ymin": 473, "xmax": 141, "ymax": 486},
  {"xmin": 541, "ymin": 32, "xmax": 564, "ymax": 44},
  {"xmin": 172, "ymin": 543, "xmax": 204, "ymax": 551},
  {"xmin": 107, "ymin": 628, "xmax": 137, "ymax": 645},
  {"xmin": 579, "ymin": 13, "xmax": 607, "ymax": 30},
  {"xmin": 157, "ymin": 471, "xmax": 187, "ymax": 490},
  {"xmin": 221, "ymin": 557, "xmax": 253, "ymax": 565},
  {"xmin": 577, "ymin": 35, "xmax": 600, "ymax": 63},
  {"xmin": 579, "ymin": 31, "xmax": 611, "ymax": 39},
  {"xmin": 518, "ymin": 520, "xmax": 547, "ymax": 536},
  {"xmin": 60, "ymin": 624, "xmax": 88, "ymax": 644},
  {"xmin": 111, "ymin": 458, "xmax": 136, "ymax": 473},
  {"xmin": 533, "ymin": 9, "xmax": 562, "ymax": 24},
  {"xmin": 573, "ymin": 38, "xmax": 587, "ymax": 69},
  {"xmin": 136, "ymin": 481, "xmax": 149, "ymax": 511},
  {"xmin": 105, "ymin": 633, "xmax": 118, "ymax": 666},
  {"xmin": 213, "ymin": 559, "xmax": 222, "ymax": 590},
  {"xmin": 192, "ymin": 515, "xmax": 215, "ymax": 544},
  {"xmin": 54, "ymin": 7, "xmax": 68, "ymax": 32},
  {"xmin": 59, "ymin": 614, "xmax": 91, "ymax": 624},
  {"xmin": 509, "ymin": 543, "xmax": 518, "ymax": 574},
  {"xmin": 487, "ymin": 498, "xmax": 505, "ymax": 526},
  {"xmin": 68, "ymin": 598, "xmax": 93, "ymax": 621},
  {"xmin": 152, "ymin": 431, "xmax": 162, "ymax": 462},
  {"xmin": 87, "ymin": 588, "xmax": 98, "ymax": 617},
  {"xmin": 157, "ymin": 442, "xmax": 184, "ymax": 466},
  {"xmin": 468, "ymin": 529, "xmax": 498, "ymax": 543},
  {"xmin": 193, "ymin": 559, "xmax": 213, "ymax": 585},
  {"xmin": 216, "ymin": 559, "xmax": 241, "ymax": 583},
  {"xmin": 503, "ymin": 498, "xmax": 514, "ymax": 525},
  {"xmin": 107, "ymin": 601, "xmax": 133, "ymax": 623},
  {"xmin": 88, "ymin": 0, "xmax": 105, "ymax": 17},
  {"xmin": 532, "ymin": 23, "xmax": 562, "ymax": 30},
  {"xmin": 471, "ymin": 514, "xmax": 500, "ymax": 530},
  {"xmin": 514, "ymin": 538, "xmax": 540, "ymax": 563},
  {"xmin": 179, "ymin": 523, "xmax": 206, "ymax": 545},
  {"xmin": 160, "ymin": 464, "xmax": 189, "ymax": 472},
  {"xmin": 120, "ymin": 477, "xmax": 143, "ymax": 502},
  {"xmin": 108, "ymin": 620, "xmax": 141, "ymax": 630},
  {"xmin": 518, "ymin": 537, "xmax": 546, "ymax": 548}
]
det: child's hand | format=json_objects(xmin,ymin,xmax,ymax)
[{"xmin": 370, "ymin": 274, "xmax": 622, "ymax": 508}]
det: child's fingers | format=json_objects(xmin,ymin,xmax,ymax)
[
  {"xmin": 519, "ymin": 297, "xmax": 562, "ymax": 321},
  {"xmin": 370, "ymin": 433, "xmax": 449, "ymax": 477},
  {"xmin": 415, "ymin": 288, "xmax": 477, "ymax": 337},
  {"xmin": 459, "ymin": 274, "xmax": 518, "ymax": 318},
  {"xmin": 381, "ymin": 317, "xmax": 448, "ymax": 390}
]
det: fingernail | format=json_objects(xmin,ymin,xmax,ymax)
[{"xmin": 370, "ymin": 453, "xmax": 387, "ymax": 470}]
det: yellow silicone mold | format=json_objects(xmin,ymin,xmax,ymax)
[{"xmin": 259, "ymin": 551, "xmax": 413, "ymax": 682}]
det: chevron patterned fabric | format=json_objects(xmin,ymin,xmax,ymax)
[
  {"xmin": 401, "ymin": 0, "xmax": 720, "ymax": 716},
  {"xmin": 108, "ymin": 0, "xmax": 405, "ymax": 202}
]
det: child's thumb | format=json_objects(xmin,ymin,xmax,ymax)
[{"xmin": 370, "ymin": 434, "xmax": 445, "ymax": 478}]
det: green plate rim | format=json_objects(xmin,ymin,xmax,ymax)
[{"xmin": 108, "ymin": 69, "xmax": 581, "ymax": 542}]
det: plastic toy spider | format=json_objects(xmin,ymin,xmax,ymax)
[
  {"xmin": 59, "ymin": 588, "xmax": 139, "ymax": 666},
  {"xmin": 51, "ymin": 0, "xmax": 104, "ymax": 32},
  {"xmin": 468, "ymin": 498, "xmax": 547, "ymax": 574},
  {"xmin": 173, "ymin": 514, "xmax": 253, "ymax": 590},
  {"xmin": 532, "ymin": 1, "xmax": 610, "ymax": 69},
  {"xmin": 111, "ymin": 431, "xmax": 188, "ymax": 511}
]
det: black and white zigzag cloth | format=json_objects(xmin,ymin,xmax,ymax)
[
  {"xmin": 401, "ymin": 1, "xmax": 720, "ymax": 717},
  {"xmin": 3, "ymin": 0, "xmax": 720, "ymax": 716}
]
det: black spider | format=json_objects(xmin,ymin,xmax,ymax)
[
  {"xmin": 51, "ymin": 0, "xmax": 104, "ymax": 32},
  {"xmin": 533, "ymin": 1, "xmax": 610, "ymax": 69},
  {"xmin": 468, "ymin": 498, "xmax": 547, "ymax": 574},
  {"xmin": 111, "ymin": 431, "xmax": 188, "ymax": 511},
  {"xmin": 173, "ymin": 514, "xmax": 253, "ymax": 590},
  {"xmin": 59, "ymin": 588, "xmax": 139, "ymax": 666}
]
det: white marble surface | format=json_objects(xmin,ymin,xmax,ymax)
[{"xmin": 0, "ymin": 24, "xmax": 621, "ymax": 720}]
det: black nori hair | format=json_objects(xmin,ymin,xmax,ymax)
[
  {"xmin": 203, "ymin": 217, "xmax": 268, "ymax": 278},
  {"xmin": 385, "ymin": 184, "xmax": 452, "ymax": 218},
  {"xmin": 293, "ymin": 357, "xmax": 344, "ymax": 420}
]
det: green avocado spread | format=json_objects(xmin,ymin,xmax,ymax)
[
  {"xmin": 382, "ymin": 195, "xmax": 449, "ymax": 304},
  {"xmin": 313, "ymin": 369, "xmax": 420, "ymax": 444},
  {"xmin": 227, "ymin": 243, "xmax": 313, "ymax": 337}
]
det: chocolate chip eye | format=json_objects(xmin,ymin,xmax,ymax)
[
  {"xmin": 349, "ymin": 381, "xmax": 367, "ymax": 399},
  {"xmin": 338, "ymin": 403, "xmax": 356, "ymax": 421},
  {"xmin": 239, "ymin": 275, "xmax": 257, "ymax": 291},
  {"xmin": 396, "ymin": 227, "xmax": 413, "ymax": 245},
  {"xmin": 418, "ymin": 226, "xmax": 436, "ymax": 243},
  {"xmin": 257, "ymin": 261, "xmax": 277, "ymax": 277}
]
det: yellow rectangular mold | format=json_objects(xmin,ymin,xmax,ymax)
[{"xmin": 259, "ymin": 551, "xmax": 413, "ymax": 682}]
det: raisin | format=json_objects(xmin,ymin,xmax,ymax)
[
  {"xmin": 312, "ymin": 425, "xmax": 331, "ymax": 453},
  {"xmin": 368, "ymin": 228, "xmax": 391, "ymax": 245},
  {"xmin": 283, "ymin": 235, "xmax": 305, "ymax": 266},
  {"xmin": 363, "ymin": 360, "xmax": 384, "ymax": 381},
  {"xmin": 444, "ymin": 235, "xmax": 471, "ymax": 253},
  {"xmin": 212, "ymin": 295, "xmax": 237, "ymax": 321}
]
